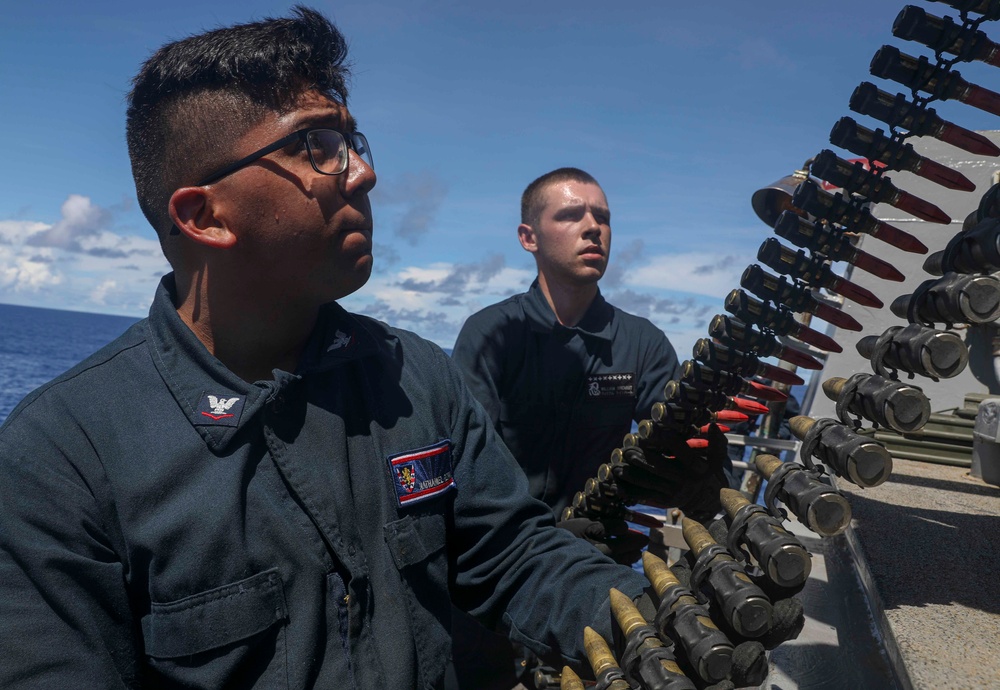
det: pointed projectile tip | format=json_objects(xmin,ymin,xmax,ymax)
[
  {"xmin": 788, "ymin": 415, "xmax": 817, "ymax": 440},
  {"xmin": 720, "ymin": 487, "xmax": 751, "ymax": 517},
  {"xmin": 821, "ymin": 377, "xmax": 847, "ymax": 401},
  {"xmin": 753, "ymin": 453, "xmax": 783, "ymax": 478}
]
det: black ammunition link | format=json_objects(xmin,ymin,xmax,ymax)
[
  {"xmin": 773, "ymin": 210, "xmax": 857, "ymax": 263},
  {"xmin": 727, "ymin": 504, "xmax": 811, "ymax": 593},
  {"xmin": 663, "ymin": 381, "xmax": 728, "ymax": 411},
  {"xmin": 893, "ymin": 5, "xmax": 993, "ymax": 63},
  {"xmin": 757, "ymin": 237, "xmax": 835, "ymax": 290},
  {"xmin": 897, "ymin": 272, "xmax": 1000, "ymax": 326},
  {"xmin": 724, "ymin": 289, "xmax": 800, "ymax": 337},
  {"xmin": 708, "ymin": 315, "xmax": 782, "ymax": 360},
  {"xmin": 791, "ymin": 179, "xmax": 877, "ymax": 234},
  {"xmin": 621, "ymin": 628, "xmax": 694, "ymax": 690},
  {"xmin": 650, "ymin": 403, "xmax": 708, "ymax": 434},
  {"xmin": 849, "ymin": 82, "xmax": 941, "ymax": 137},
  {"xmin": 680, "ymin": 359, "xmax": 747, "ymax": 397},
  {"xmin": 691, "ymin": 544, "xmax": 773, "ymax": 640},
  {"xmin": 740, "ymin": 264, "xmax": 816, "ymax": 314},
  {"xmin": 830, "ymin": 116, "xmax": 920, "ymax": 173},
  {"xmin": 693, "ymin": 338, "xmax": 764, "ymax": 380},
  {"xmin": 928, "ymin": 0, "xmax": 1000, "ymax": 22},
  {"xmin": 763, "ymin": 462, "xmax": 818, "ymax": 521},
  {"xmin": 870, "ymin": 45, "xmax": 969, "ymax": 102},
  {"xmin": 653, "ymin": 587, "xmax": 734, "ymax": 685},
  {"xmin": 934, "ymin": 216, "xmax": 1000, "ymax": 273},
  {"xmin": 833, "ymin": 372, "xmax": 929, "ymax": 432}
]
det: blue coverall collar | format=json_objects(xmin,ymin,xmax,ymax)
[
  {"xmin": 147, "ymin": 274, "xmax": 381, "ymax": 452},
  {"xmin": 523, "ymin": 278, "xmax": 615, "ymax": 341}
]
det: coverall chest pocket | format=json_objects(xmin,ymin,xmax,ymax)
[
  {"xmin": 141, "ymin": 569, "xmax": 289, "ymax": 689},
  {"xmin": 384, "ymin": 514, "xmax": 451, "ymax": 689}
]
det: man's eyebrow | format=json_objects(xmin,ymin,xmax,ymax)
[{"xmin": 293, "ymin": 111, "xmax": 358, "ymax": 132}]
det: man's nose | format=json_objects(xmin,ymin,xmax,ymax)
[{"xmin": 341, "ymin": 148, "xmax": 377, "ymax": 197}]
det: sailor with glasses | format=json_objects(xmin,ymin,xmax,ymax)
[{"xmin": 0, "ymin": 8, "xmax": 651, "ymax": 689}]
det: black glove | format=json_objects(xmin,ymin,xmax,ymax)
[
  {"xmin": 556, "ymin": 517, "xmax": 648, "ymax": 565},
  {"xmin": 612, "ymin": 424, "xmax": 730, "ymax": 521}
]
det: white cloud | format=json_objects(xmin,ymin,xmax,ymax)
[
  {"xmin": 0, "ymin": 246, "xmax": 63, "ymax": 292},
  {"xmin": 0, "ymin": 195, "xmax": 169, "ymax": 315},
  {"xmin": 90, "ymin": 279, "xmax": 119, "ymax": 305},
  {"xmin": 625, "ymin": 251, "xmax": 751, "ymax": 299},
  {"xmin": 0, "ymin": 220, "xmax": 49, "ymax": 245}
]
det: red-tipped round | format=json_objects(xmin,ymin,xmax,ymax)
[
  {"xmin": 777, "ymin": 345, "xmax": 823, "ymax": 370},
  {"xmin": 893, "ymin": 189, "xmax": 952, "ymax": 225},
  {"xmin": 813, "ymin": 302, "xmax": 863, "ymax": 332},
  {"xmin": 686, "ymin": 438, "xmax": 710, "ymax": 449},
  {"xmin": 697, "ymin": 423, "xmax": 733, "ymax": 434},
  {"xmin": 746, "ymin": 380, "xmax": 789, "ymax": 402},
  {"xmin": 870, "ymin": 220, "xmax": 929, "ymax": 254},
  {"xmin": 791, "ymin": 324, "xmax": 844, "ymax": 353},
  {"xmin": 731, "ymin": 397, "xmax": 770, "ymax": 415},
  {"xmin": 829, "ymin": 276, "xmax": 884, "ymax": 309},
  {"xmin": 851, "ymin": 248, "xmax": 907, "ymax": 282},
  {"xmin": 715, "ymin": 410, "xmax": 751, "ymax": 423},
  {"xmin": 913, "ymin": 157, "xmax": 976, "ymax": 192},
  {"xmin": 760, "ymin": 361, "xmax": 805, "ymax": 386},
  {"xmin": 937, "ymin": 122, "xmax": 1000, "ymax": 157}
]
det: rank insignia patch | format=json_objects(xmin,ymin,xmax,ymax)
[
  {"xmin": 585, "ymin": 373, "xmax": 636, "ymax": 400},
  {"xmin": 195, "ymin": 393, "xmax": 245, "ymax": 427},
  {"xmin": 387, "ymin": 440, "xmax": 456, "ymax": 507}
]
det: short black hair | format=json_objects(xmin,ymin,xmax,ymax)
[
  {"xmin": 126, "ymin": 6, "xmax": 351, "ymax": 245},
  {"xmin": 520, "ymin": 167, "xmax": 601, "ymax": 227}
]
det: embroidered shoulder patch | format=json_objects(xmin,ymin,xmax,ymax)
[
  {"xmin": 387, "ymin": 440, "xmax": 456, "ymax": 507},
  {"xmin": 195, "ymin": 393, "xmax": 245, "ymax": 427},
  {"xmin": 585, "ymin": 373, "xmax": 637, "ymax": 400}
]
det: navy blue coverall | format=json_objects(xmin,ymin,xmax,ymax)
[
  {"xmin": 0, "ymin": 275, "xmax": 647, "ymax": 689},
  {"xmin": 452, "ymin": 279, "xmax": 682, "ymax": 518}
]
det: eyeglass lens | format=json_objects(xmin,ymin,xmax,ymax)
[{"xmin": 307, "ymin": 130, "xmax": 351, "ymax": 175}]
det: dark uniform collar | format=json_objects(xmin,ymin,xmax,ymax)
[
  {"xmin": 523, "ymin": 278, "xmax": 615, "ymax": 341},
  {"xmin": 147, "ymin": 274, "xmax": 380, "ymax": 452}
]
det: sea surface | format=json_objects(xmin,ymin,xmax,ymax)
[{"xmin": 0, "ymin": 303, "xmax": 140, "ymax": 424}]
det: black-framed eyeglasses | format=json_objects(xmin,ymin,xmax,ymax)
[{"xmin": 195, "ymin": 128, "xmax": 373, "ymax": 186}]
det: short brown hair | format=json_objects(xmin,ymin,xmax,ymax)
[{"xmin": 520, "ymin": 167, "xmax": 600, "ymax": 227}]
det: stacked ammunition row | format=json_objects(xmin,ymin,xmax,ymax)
[{"xmin": 552, "ymin": 2, "xmax": 1000, "ymax": 688}]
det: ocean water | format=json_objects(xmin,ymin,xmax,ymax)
[{"xmin": 0, "ymin": 303, "xmax": 140, "ymax": 424}]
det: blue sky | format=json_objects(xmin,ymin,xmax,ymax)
[{"xmin": 3, "ymin": 1, "xmax": 1000, "ymax": 354}]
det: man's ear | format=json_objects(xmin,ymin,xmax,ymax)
[
  {"xmin": 517, "ymin": 223, "xmax": 538, "ymax": 254},
  {"xmin": 168, "ymin": 187, "xmax": 238, "ymax": 249}
]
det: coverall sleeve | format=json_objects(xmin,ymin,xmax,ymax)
[
  {"xmin": 634, "ymin": 325, "xmax": 682, "ymax": 422},
  {"xmin": 451, "ymin": 311, "xmax": 507, "ymax": 429},
  {"xmin": 438, "ymin": 346, "xmax": 648, "ymax": 669},
  {"xmin": 0, "ymin": 410, "xmax": 138, "ymax": 688}
]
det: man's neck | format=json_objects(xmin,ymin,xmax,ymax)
[
  {"xmin": 174, "ymin": 269, "xmax": 318, "ymax": 383},
  {"xmin": 536, "ymin": 273, "xmax": 598, "ymax": 328}
]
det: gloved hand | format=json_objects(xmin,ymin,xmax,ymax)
[
  {"xmin": 612, "ymin": 424, "xmax": 730, "ymax": 521},
  {"xmin": 556, "ymin": 517, "xmax": 648, "ymax": 565}
]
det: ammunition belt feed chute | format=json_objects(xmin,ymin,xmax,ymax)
[{"xmin": 555, "ymin": 1, "xmax": 1000, "ymax": 688}]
